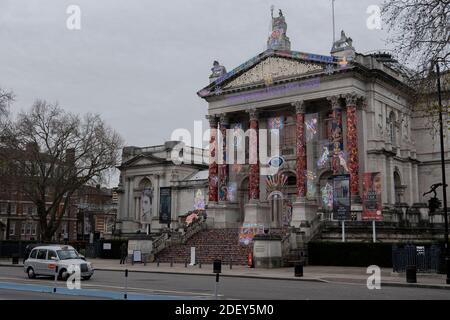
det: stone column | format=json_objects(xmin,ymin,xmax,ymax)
[
  {"xmin": 292, "ymin": 101, "xmax": 306, "ymax": 199},
  {"xmin": 247, "ymin": 109, "xmax": 260, "ymax": 201},
  {"xmin": 345, "ymin": 93, "xmax": 360, "ymax": 198},
  {"xmin": 206, "ymin": 115, "xmax": 219, "ymax": 202},
  {"xmin": 328, "ymin": 96, "xmax": 343, "ymax": 175},
  {"xmin": 218, "ymin": 114, "xmax": 229, "ymax": 201}
]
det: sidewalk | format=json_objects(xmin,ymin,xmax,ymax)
[{"xmin": 2, "ymin": 258, "xmax": 449, "ymax": 290}]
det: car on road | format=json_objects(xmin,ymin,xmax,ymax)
[{"xmin": 24, "ymin": 245, "xmax": 94, "ymax": 281}]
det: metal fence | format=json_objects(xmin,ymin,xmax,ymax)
[{"xmin": 392, "ymin": 244, "xmax": 443, "ymax": 273}]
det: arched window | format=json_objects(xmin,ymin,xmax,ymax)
[
  {"xmin": 394, "ymin": 171, "xmax": 402, "ymax": 204},
  {"xmin": 389, "ymin": 112, "xmax": 396, "ymax": 145}
]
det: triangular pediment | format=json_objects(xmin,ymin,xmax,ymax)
[
  {"xmin": 123, "ymin": 154, "xmax": 165, "ymax": 168},
  {"xmin": 223, "ymin": 56, "xmax": 323, "ymax": 89}
]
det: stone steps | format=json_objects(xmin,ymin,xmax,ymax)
[{"xmin": 156, "ymin": 228, "xmax": 252, "ymax": 265}]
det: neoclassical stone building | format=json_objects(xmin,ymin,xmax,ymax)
[
  {"xmin": 116, "ymin": 142, "xmax": 208, "ymax": 235},
  {"xmin": 196, "ymin": 10, "xmax": 449, "ymax": 233}
]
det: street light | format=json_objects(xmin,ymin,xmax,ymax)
[{"xmin": 434, "ymin": 59, "xmax": 449, "ymax": 284}]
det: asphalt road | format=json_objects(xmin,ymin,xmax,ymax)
[{"xmin": 0, "ymin": 266, "xmax": 449, "ymax": 300}]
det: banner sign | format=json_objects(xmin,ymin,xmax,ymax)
[
  {"xmin": 141, "ymin": 188, "xmax": 153, "ymax": 224},
  {"xmin": 159, "ymin": 187, "xmax": 171, "ymax": 224},
  {"xmin": 333, "ymin": 174, "xmax": 351, "ymax": 221},
  {"xmin": 239, "ymin": 223, "xmax": 265, "ymax": 246},
  {"xmin": 362, "ymin": 172, "xmax": 383, "ymax": 221}
]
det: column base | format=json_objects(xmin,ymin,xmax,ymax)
[
  {"xmin": 206, "ymin": 202, "xmax": 241, "ymax": 228},
  {"xmin": 244, "ymin": 202, "xmax": 271, "ymax": 227},
  {"xmin": 291, "ymin": 199, "xmax": 318, "ymax": 228}
]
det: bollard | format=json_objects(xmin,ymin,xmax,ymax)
[
  {"xmin": 185, "ymin": 259, "xmax": 188, "ymax": 268},
  {"xmin": 170, "ymin": 260, "xmax": 173, "ymax": 268},
  {"xmin": 230, "ymin": 260, "xmax": 232, "ymax": 270},
  {"xmin": 157, "ymin": 259, "xmax": 160, "ymax": 267},
  {"xmin": 199, "ymin": 262, "xmax": 202, "ymax": 269},
  {"xmin": 53, "ymin": 266, "xmax": 59, "ymax": 293},
  {"xmin": 406, "ymin": 265, "xmax": 417, "ymax": 283},
  {"xmin": 124, "ymin": 269, "xmax": 128, "ymax": 299},
  {"xmin": 294, "ymin": 262, "xmax": 303, "ymax": 277}
]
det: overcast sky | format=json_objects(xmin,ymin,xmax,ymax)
[{"xmin": 0, "ymin": 0, "xmax": 388, "ymax": 150}]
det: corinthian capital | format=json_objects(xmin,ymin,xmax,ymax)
[
  {"xmin": 246, "ymin": 108, "xmax": 259, "ymax": 121},
  {"xmin": 219, "ymin": 113, "xmax": 229, "ymax": 126},
  {"xmin": 292, "ymin": 101, "xmax": 306, "ymax": 114},
  {"xmin": 205, "ymin": 114, "xmax": 219, "ymax": 128},
  {"xmin": 327, "ymin": 96, "xmax": 341, "ymax": 110},
  {"xmin": 344, "ymin": 93, "xmax": 358, "ymax": 107}
]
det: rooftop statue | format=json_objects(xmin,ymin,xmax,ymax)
[
  {"xmin": 210, "ymin": 60, "xmax": 227, "ymax": 78},
  {"xmin": 332, "ymin": 30, "xmax": 354, "ymax": 52},
  {"xmin": 267, "ymin": 7, "xmax": 291, "ymax": 51}
]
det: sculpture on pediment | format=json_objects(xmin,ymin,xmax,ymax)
[
  {"xmin": 331, "ymin": 30, "xmax": 356, "ymax": 60},
  {"xmin": 210, "ymin": 61, "xmax": 227, "ymax": 78},
  {"xmin": 267, "ymin": 7, "xmax": 291, "ymax": 51}
]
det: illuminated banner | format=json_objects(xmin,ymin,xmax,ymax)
[
  {"xmin": 362, "ymin": 172, "xmax": 383, "ymax": 221},
  {"xmin": 159, "ymin": 187, "xmax": 171, "ymax": 224},
  {"xmin": 333, "ymin": 174, "xmax": 351, "ymax": 221},
  {"xmin": 239, "ymin": 223, "xmax": 265, "ymax": 246}
]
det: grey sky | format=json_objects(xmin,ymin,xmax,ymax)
[{"xmin": 0, "ymin": 0, "xmax": 388, "ymax": 150}]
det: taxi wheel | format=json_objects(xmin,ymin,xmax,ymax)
[
  {"xmin": 59, "ymin": 269, "xmax": 69, "ymax": 281},
  {"xmin": 27, "ymin": 267, "xmax": 36, "ymax": 279}
]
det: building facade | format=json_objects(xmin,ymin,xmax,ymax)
[
  {"xmin": 116, "ymin": 141, "xmax": 208, "ymax": 235},
  {"xmin": 196, "ymin": 10, "xmax": 449, "ymax": 233}
]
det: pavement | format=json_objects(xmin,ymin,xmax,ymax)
[{"xmin": 2, "ymin": 258, "xmax": 449, "ymax": 290}]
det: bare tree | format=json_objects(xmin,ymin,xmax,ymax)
[
  {"xmin": 382, "ymin": 0, "xmax": 450, "ymax": 71},
  {"xmin": 1, "ymin": 100, "xmax": 123, "ymax": 241},
  {"xmin": 0, "ymin": 88, "xmax": 14, "ymax": 117},
  {"xmin": 382, "ymin": 0, "xmax": 449, "ymax": 135}
]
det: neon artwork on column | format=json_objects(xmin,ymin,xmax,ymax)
[
  {"xmin": 194, "ymin": 189, "xmax": 206, "ymax": 210},
  {"xmin": 317, "ymin": 145, "xmax": 330, "ymax": 169},
  {"xmin": 305, "ymin": 116, "xmax": 318, "ymax": 142},
  {"xmin": 305, "ymin": 170, "xmax": 317, "ymax": 199},
  {"xmin": 320, "ymin": 183, "xmax": 333, "ymax": 210},
  {"xmin": 231, "ymin": 122, "xmax": 243, "ymax": 175},
  {"xmin": 228, "ymin": 182, "xmax": 237, "ymax": 202}
]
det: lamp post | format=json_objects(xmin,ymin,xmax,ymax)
[{"xmin": 435, "ymin": 60, "xmax": 449, "ymax": 284}]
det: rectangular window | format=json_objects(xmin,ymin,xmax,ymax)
[
  {"xmin": 0, "ymin": 203, "xmax": 6, "ymax": 214},
  {"xmin": 9, "ymin": 204, "xmax": 16, "ymax": 215},
  {"xmin": 21, "ymin": 223, "xmax": 26, "ymax": 235},
  {"xmin": 27, "ymin": 205, "xmax": 33, "ymax": 215},
  {"xmin": 26, "ymin": 223, "xmax": 31, "ymax": 235},
  {"xmin": 9, "ymin": 222, "xmax": 15, "ymax": 236}
]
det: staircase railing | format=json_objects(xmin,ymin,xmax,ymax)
[
  {"xmin": 181, "ymin": 215, "xmax": 207, "ymax": 244},
  {"xmin": 152, "ymin": 232, "xmax": 169, "ymax": 256}
]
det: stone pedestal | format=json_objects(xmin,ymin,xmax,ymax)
[
  {"xmin": 244, "ymin": 201, "xmax": 271, "ymax": 226},
  {"xmin": 291, "ymin": 199, "xmax": 318, "ymax": 228},
  {"xmin": 253, "ymin": 234, "xmax": 282, "ymax": 268},
  {"xmin": 206, "ymin": 202, "xmax": 241, "ymax": 228},
  {"xmin": 120, "ymin": 219, "xmax": 141, "ymax": 234}
]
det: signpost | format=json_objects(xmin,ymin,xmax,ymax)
[
  {"xmin": 362, "ymin": 172, "xmax": 383, "ymax": 243},
  {"xmin": 333, "ymin": 174, "xmax": 351, "ymax": 242},
  {"xmin": 190, "ymin": 247, "xmax": 196, "ymax": 266}
]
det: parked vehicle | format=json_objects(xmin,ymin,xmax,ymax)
[{"xmin": 24, "ymin": 245, "xmax": 94, "ymax": 280}]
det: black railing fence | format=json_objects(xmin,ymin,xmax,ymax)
[{"xmin": 392, "ymin": 244, "xmax": 444, "ymax": 273}]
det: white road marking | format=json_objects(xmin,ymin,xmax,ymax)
[{"xmin": 0, "ymin": 276, "xmax": 222, "ymax": 297}]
